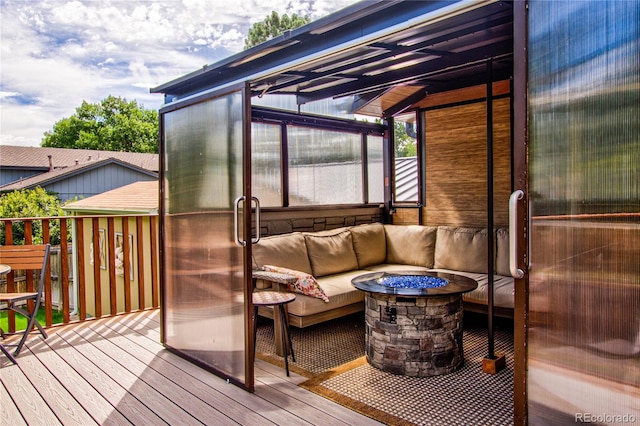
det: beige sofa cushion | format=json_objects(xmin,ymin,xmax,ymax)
[
  {"xmin": 495, "ymin": 228, "xmax": 510, "ymax": 276},
  {"xmin": 350, "ymin": 223, "xmax": 387, "ymax": 268},
  {"xmin": 428, "ymin": 268, "xmax": 514, "ymax": 309},
  {"xmin": 308, "ymin": 227, "xmax": 350, "ymax": 236},
  {"xmin": 304, "ymin": 230, "xmax": 359, "ymax": 277},
  {"xmin": 384, "ymin": 225, "xmax": 437, "ymax": 268},
  {"xmin": 252, "ymin": 233, "xmax": 313, "ymax": 275},
  {"xmin": 434, "ymin": 227, "xmax": 488, "ymax": 274},
  {"xmin": 287, "ymin": 270, "xmax": 366, "ymax": 317},
  {"xmin": 363, "ymin": 263, "xmax": 429, "ymax": 273}
]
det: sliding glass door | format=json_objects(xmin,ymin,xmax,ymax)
[
  {"xmin": 160, "ymin": 83, "xmax": 254, "ymax": 390},
  {"xmin": 527, "ymin": 1, "xmax": 639, "ymax": 422}
]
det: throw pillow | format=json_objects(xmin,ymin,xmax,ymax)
[{"xmin": 262, "ymin": 265, "xmax": 329, "ymax": 302}]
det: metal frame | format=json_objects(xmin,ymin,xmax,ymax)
[{"xmin": 158, "ymin": 81, "xmax": 255, "ymax": 391}]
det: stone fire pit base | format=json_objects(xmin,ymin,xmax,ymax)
[{"xmin": 364, "ymin": 292, "xmax": 464, "ymax": 377}]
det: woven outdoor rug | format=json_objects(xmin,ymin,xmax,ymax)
[
  {"xmin": 255, "ymin": 312, "xmax": 366, "ymax": 378},
  {"xmin": 256, "ymin": 312, "xmax": 514, "ymax": 426}
]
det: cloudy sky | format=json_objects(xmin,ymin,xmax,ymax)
[{"xmin": 0, "ymin": 0, "xmax": 358, "ymax": 147}]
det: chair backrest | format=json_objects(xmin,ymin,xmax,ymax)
[{"xmin": 0, "ymin": 244, "xmax": 51, "ymax": 291}]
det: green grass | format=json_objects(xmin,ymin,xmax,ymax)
[{"xmin": 0, "ymin": 307, "xmax": 64, "ymax": 331}]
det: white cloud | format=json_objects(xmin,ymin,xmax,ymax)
[
  {"xmin": 0, "ymin": 0, "xmax": 358, "ymax": 146},
  {"xmin": 0, "ymin": 91, "xmax": 21, "ymax": 99}
]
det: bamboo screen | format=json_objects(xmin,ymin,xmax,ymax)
[{"xmin": 422, "ymin": 84, "xmax": 512, "ymax": 228}]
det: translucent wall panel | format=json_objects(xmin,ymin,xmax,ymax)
[
  {"xmin": 367, "ymin": 135, "xmax": 384, "ymax": 203},
  {"xmin": 528, "ymin": 0, "xmax": 639, "ymax": 423},
  {"xmin": 251, "ymin": 123, "xmax": 282, "ymax": 207},
  {"xmin": 164, "ymin": 98, "xmax": 243, "ymax": 213},
  {"xmin": 253, "ymin": 94, "xmax": 355, "ymax": 120},
  {"xmin": 162, "ymin": 92, "xmax": 248, "ymax": 384},
  {"xmin": 288, "ymin": 127, "xmax": 362, "ymax": 205}
]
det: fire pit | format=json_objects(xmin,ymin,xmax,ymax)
[
  {"xmin": 377, "ymin": 274, "xmax": 449, "ymax": 289},
  {"xmin": 351, "ymin": 271, "xmax": 477, "ymax": 377}
]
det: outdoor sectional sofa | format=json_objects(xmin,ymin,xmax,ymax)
[{"xmin": 252, "ymin": 223, "xmax": 514, "ymax": 328}]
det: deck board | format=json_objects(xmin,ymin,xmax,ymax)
[
  {"xmin": 15, "ymin": 344, "xmax": 98, "ymax": 425},
  {"xmin": 72, "ymin": 324, "xmax": 233, "ymax": 425},
  {"xmin": 88, "ymin": 318, "xmax": 268, "ymax": 425},
  {"xmin": 61, "ymin": 329, "xmax": 189, "ymax": 424},
  {"xmin": 1, "ymin": 356, "xmax": 61, "ymax": 425},
  {"xmin": 106, "ymin": 319, "xmax": 307, "ymax": 426},
  {"xmin": 27, "ymin": 337, "xmax": 130, "ymax": 426},
  {"xmin": 1, "ymin": 310, "xmax": 382, "ymax": 425},
  {"xmin": 0, "ymin": 376, "xmax": 28, "ymax": 426},
  {"xmin": 40, "ymin": 332, "xmax": 163, "ymax": 424}
]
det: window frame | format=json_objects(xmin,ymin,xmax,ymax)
[{"xmin": 251, "ymin": 106, "xmax": 386, "ymax": 208}]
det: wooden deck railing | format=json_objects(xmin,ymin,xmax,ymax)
[{"xmin": 1, "ymin": 214, "xmax": 159, "ymax": 333}]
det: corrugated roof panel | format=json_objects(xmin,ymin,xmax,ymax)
[
  {"xmin": 153, "ymin": 0, "xmax": 512, "ymax": 111},
  {"xmin": 395, "ymin": 156, "xmax": 418, "ymax": 202}
]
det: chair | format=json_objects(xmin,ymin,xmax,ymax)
[{"xmin": 0, "ymin": 244, "xmax": 50, "ymax": 362}]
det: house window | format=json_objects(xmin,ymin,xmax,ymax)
[{"xmin": 251, "ymin": 107, "xmax": 386, "ymax": 207}]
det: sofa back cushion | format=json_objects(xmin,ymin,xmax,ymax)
[
  {"xmin": 252, "ymin": 233, "xmax": 313, "ymax": 275},
  {"xmin": 384, "ymin": 225, "xmax": 437, "ymax": 268},
  {"xmin": 434, "ymin": 227, "xmax": 488, "ymax": 273},
  {"xmin": 350, "ymin": 223, "xmax": 387, "ymax": 268},
  {"xmin": 495, "ymin": 228, "xmax": 510, "ymax": 276},
  {"xmin": 304, "ymin": 230, "xmax": 359, "ymax": 277}
]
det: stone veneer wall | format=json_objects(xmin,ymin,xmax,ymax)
[{"xmin": 257, "ymin": 207, "xmax": 384, "ymax": 237}]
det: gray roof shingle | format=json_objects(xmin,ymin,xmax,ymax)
[
  {"xmin": 0, "ymin": 145, "xmax": 158, "ymax": 172},
  {"xmin": 0, "ymin": 157, "xmax": 157, "ymax": 191}
]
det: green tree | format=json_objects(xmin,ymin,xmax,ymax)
[
  {"xmin": 41, "ymin": 96, "xmax": 158, "ymax": 153},
  {"xmin": 394, "ymin": 121, "xmax": 417, "ymax": 158},
  {"xmin": 0, "ymin": 187, "xmax": 69, "ymax": 245},
  {"xmin": 244, "ymin": 11, "xmax": 310, "ymax": 49}
]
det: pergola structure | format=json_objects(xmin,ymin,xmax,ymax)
[
  {"xmin": 152, "ymin": 1, "xmax": 640, "ymax": 424},
  {"xmin": 151, "ymin": 0, "xmax": 517, "ymax": 404},
  {"xmin": 153, "ymin": 0, "xmax": 512, "ymax": 117}
]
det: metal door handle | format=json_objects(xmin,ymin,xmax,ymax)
[
  {"xmin": 509, "ymin": 190, "xmax": 525, "ymax": 279},
  {"xmin": 234, "ymin": 196, "xmax": 246, "ymax": 247},
  {"xmin": 251, "ymin": 196, "xmax": 260, "ymax": 244}
]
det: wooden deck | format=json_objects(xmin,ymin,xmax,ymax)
[{"xmin": 1, "ymin": 310, "xmax": 382, "ymax": 425}]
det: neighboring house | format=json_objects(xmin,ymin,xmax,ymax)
[
  {"xmin": 63, "ymin": 181, "xmax": 159, "ymax": 318},
  {"xmin": 63, "ymin": 180, "xmax": 158, "ymax": 215},
  {"xmin": 0, "ymin": 146, "xmax": 158, "ymax": 201}
]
